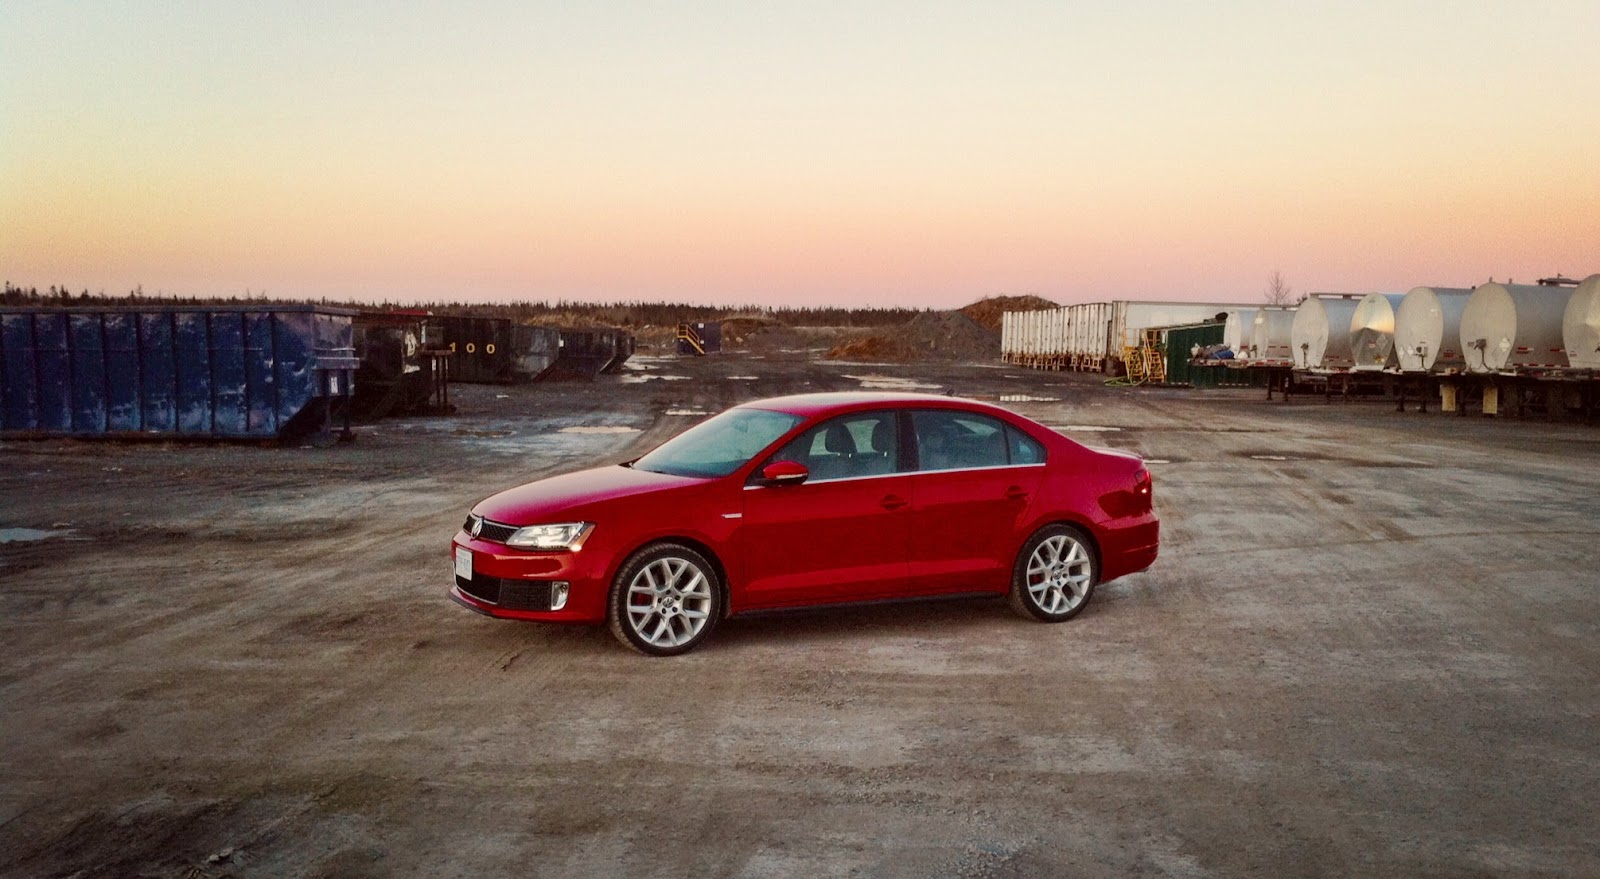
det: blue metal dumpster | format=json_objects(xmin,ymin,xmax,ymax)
[{"xmin": 0, "ymin": 305, "xmax": 358, "ymax": 440}]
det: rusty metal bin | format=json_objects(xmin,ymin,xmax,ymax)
[{"xmin": 433, "ymin": 316, "xmax": 561, "ymax": 384}]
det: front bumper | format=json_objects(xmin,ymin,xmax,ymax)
[{"xmin": 450, "ymin": 531, "xmax": 609, "ymax": 623}]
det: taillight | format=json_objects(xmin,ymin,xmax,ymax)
[{"xmin": 1098, "ymin": 468, "xmax": 1155, "ymax": 519}]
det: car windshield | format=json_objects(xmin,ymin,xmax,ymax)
[{"xmin": 633, "ymin": 408, "xmax": 803, "ymax": 479}]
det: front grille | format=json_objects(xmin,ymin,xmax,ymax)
[
  {"xmin": 456, "ymin": 574, "xmax": 554, "ymax": 611},
  {"xmin": 457, "ymin": 573, "xmax": 501, "ymax": 604},
  {"xmin": 498, "ymin": 580, "xmax": 555, "ymax": 611},
  {"xmin": 463, "ymin": 514, "xmax": 520, "ymax": 544}
]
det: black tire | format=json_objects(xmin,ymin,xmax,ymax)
[
  {"xmin": 607, "ymin": 543, "xmax": 723, "ymax": 656},
  {"xmin": 1008, "ymin": 524, "xmax": 1098, "ymax": 622}
]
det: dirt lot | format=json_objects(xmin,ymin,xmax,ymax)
[{"xmin": 3, "ymin": 350, "xmax": 1598, "ymax": 878}]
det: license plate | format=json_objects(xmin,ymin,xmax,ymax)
[{"xmin": 454, "ymin": 547, "xmax": 472, "ymax": 581}]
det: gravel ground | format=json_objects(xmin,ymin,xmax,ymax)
[{"xmin": 2, "ymin": 351, "xmax": 1597, "ymax": 878}]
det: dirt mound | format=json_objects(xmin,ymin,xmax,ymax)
[
  {"xmin": 720, "ymin": 315, "xmax": 782, "ymax": 344},
  {"xmin": 826, "ymin": 335, "xmax": 913, "ymax": 362},
  {"xmin": 959, "ymin": 294, "xmax": 1059, "ymax": 333},
  {"xmin": 825, "ymin": 310, "xmax": 1000, "ymax": 362}
]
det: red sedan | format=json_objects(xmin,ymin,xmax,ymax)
[{"xmin": 451, "ymin": 392, "xmax": 1158, "ymax": 655}]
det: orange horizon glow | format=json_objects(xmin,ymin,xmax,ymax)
[{"xmin": 3, "ymin": 3, "xmax": 1597, "ymax": 309}]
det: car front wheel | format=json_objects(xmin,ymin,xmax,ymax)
[
  {"xmin": 1009, "ymin": 524, "xmax": 1097, "ymax": 622},
  {"xmin": 608, "ymin": 543, "xmax": 722, "ymax": 656}
]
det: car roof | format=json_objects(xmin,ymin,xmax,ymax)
[{"xmin": 736, "ymin": 391, "xmax": 1014, "ymax": 419}]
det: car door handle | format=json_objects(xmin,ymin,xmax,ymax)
[
  {"xmin": 1004, "ymin": 486, "xmax": 1029, "ymax": 501},
  {"xmin": 880, "ymin": 494, "xmax": 909, "ymax": 511}
]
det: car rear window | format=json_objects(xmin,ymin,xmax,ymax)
[{"xmin": 912, "ymin": 410, "xmax": 1046, "ymax": 470}]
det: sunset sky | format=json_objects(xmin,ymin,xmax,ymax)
[{"xmin": 2, "ymin": 2, "xmax": 1596, "ymax": 308}]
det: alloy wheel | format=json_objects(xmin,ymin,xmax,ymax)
[
  {"xmin": 625, "ymin": 556, "xmax": 714, "ymax": 649},
  {"xmin": 1026, "ymin": 534, "xmax": 1092, "ymax": 615}
]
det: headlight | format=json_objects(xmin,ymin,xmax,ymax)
[{"xmin": 504, "ymin": 522, "xmax": 595, "ymax": 551}]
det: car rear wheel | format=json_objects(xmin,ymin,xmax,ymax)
[
  {"xmin": 608, "ymin": 543, "xmax": 722, "ymax": 656},
  {"xmin": 1009, "ymin": 524, "xmax": 1097, "ymax": 622}
]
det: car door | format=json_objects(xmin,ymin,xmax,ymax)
[
  {"xmin": 903, "ymin": 409, "xmax": 1046, "ymax": 594},
  {"xmin": 738, "ymin": 410, "xmax": 912, "ymax": 608}
]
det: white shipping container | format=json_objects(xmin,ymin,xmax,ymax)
[
  {"xmin": 1046, "ymin": 307, "xmax": 1066, "ymax": 365},
  {"xmin": 1003, "ymin": 299, "xmax": 1250, "ymax": 371},
  {"xmin": 1084, "ymin": 302, "xmax": 1112, "ymax": 368},
  {"xmin": 1110, "ymin": 302, "xmax": 1241, "ymax": 353}
]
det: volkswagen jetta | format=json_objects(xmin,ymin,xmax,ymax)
[{"xmin": 451, "ymin": 392, "xmax": 1157, "ymax": 655}]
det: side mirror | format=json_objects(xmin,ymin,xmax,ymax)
[{"xmin": 759, "ymin": 460, "xmax": 809, "ymax": 487}]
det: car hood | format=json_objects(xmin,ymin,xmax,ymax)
[{"xmin": 475, "ymin": 464, "xmax": 703, "ymax": 524}]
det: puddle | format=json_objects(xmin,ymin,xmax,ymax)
[
  {"xmin": 623, "ymin": 362, "xmax": 658, "ymax": 371},
  {"xmin": 452, "ymin": 428, "xmax": 514, "ymax": 438},
  {"xmin": 0, "ymin": 528, "xmax": 73, "ymax": 543},
  {"xmin": 559, "ymin": 426, "xmax": 642, "ymax": 435},
  {"xmin": 1051, "ymin": 425, "xmax": 1122, "ymax": 432},
  {"xmin": 998, "ymin": 394, "xmax": 1060, "ymax": 403},
  {"xmin": 1144, "ymin": 459, "xmax": 1172, "ymax": 464},
  {"xmin": 726, "ymin": 375, "xmax": 759, "ymax": 381},
  {"xmin": 1250, "ymin": 455, "xmax": 1295, "ymax": 461},
  {"xmin": 842, "ymin": 374, "xmax": 943, "ymax": 390},
  {"xmin": 619, "ymin": 374, "xmax": 691, "ymax": 383},
  {"xmin": 665, "ymin": 409, "xmax": 710, "ymax": 416}
]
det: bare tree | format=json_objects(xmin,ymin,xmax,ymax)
[{"xmin": 1264, "ymin": 269, "xmax": 1293, "ymax": 306}]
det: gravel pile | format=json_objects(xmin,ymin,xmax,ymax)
[
  {"xmin": 958, "ymin": 294, "xmax": 1059, "ymax": 332},
  {"xmin": 826, "ymin": 309, "xmax": 1000, "ymax": 362}
]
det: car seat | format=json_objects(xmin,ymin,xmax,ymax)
[
  {"xmin": 855, "ymin": 419, "xmax": 894, "ymax": 476},
  {"xmin": 811, "ymin": 422, "xmax": 855, "ymax": 480}
]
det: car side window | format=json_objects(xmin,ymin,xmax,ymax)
[
  {"xmin": 761, "ymin": 411, "xmax": 899, "ymax": 482},
  {"xmin": 1006, "ymin": 425, "xmax": 1047, "ymax": 465},
  {"xmin": 912, "ymin": 410, "xmax": 1016, "ymax": 471}
]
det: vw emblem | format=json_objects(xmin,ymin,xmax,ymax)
[{"xmin": 470, "ymin": 517, "xmax": 483, "ymax": 538}]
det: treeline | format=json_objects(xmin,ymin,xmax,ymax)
[
  {"xmin": 0, "ymin": 283, "xmax": 922, "ymax": 328},
  {"xmin": 414, "ymin": 298, "xmax": 922, "ymax": 328}
]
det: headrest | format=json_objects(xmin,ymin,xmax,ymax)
[
  {"xmin": 869, "ymin": 419, "xmax": 893, "ymax": 453},
  {"xmin": 823, "ymin": 423, "xmax": 853, "ymax": 454}
]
